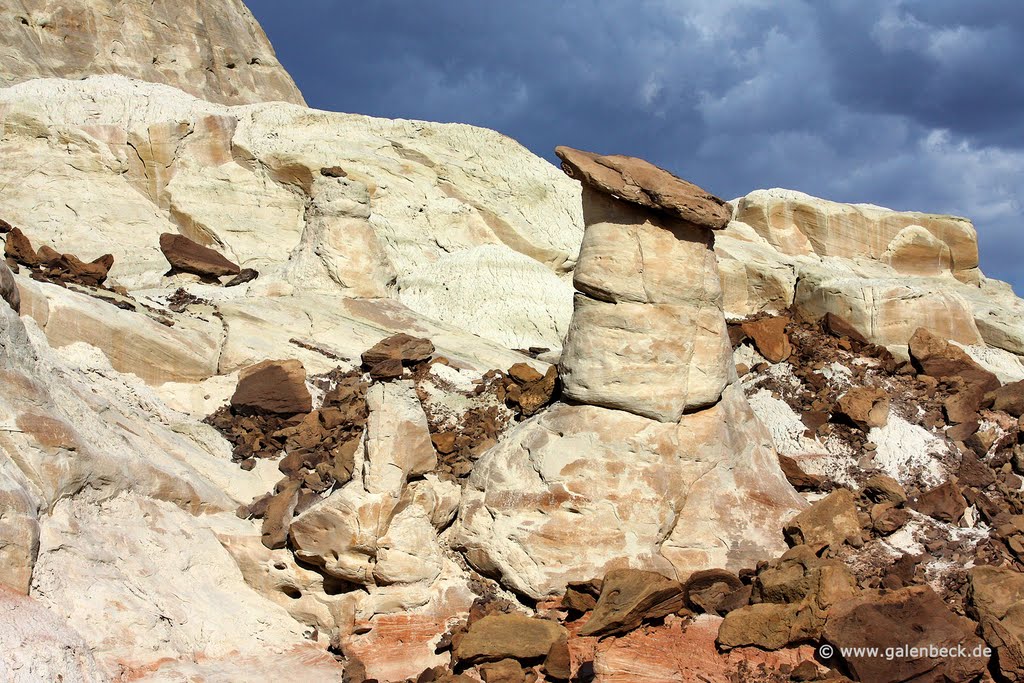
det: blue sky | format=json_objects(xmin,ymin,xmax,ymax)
[{"xmin": 247, "ymin": 1, "xmax": 1023, "ymax": 291}]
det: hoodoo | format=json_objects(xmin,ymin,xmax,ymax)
[{"xmin": 454, "ymin": 148, "xmax": 804, "ymax": 599}]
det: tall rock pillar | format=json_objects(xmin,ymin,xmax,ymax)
[
  {"xmin": 555, "ymin": 146, "xmax": 734, "ymax": 422},
  {"xmin": 454, "ymin": 148, "xmax": 805, "ymax": 599}
]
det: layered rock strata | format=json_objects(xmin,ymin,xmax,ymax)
[
  {"xmin": 455, "ymin": 149, "xmax": 803, "ymax": 599},
  {"xmin": 717, "ymin": 189, "xmax": 1024, "ymax": 360}
]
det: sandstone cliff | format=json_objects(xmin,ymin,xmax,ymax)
[{"xmin": 0, "ymin": 0, "xmax": 304, "ymax": 105}]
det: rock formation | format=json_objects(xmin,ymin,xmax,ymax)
[
  {"xmin": 455, "ymin": 148, "xmax": 803, "ymax": 599},
  {"xmin": 2, "ymin": 3, "xmax": 1024, "ymax": 680},
  {"xmin": 717, "ymin": 188, "xmax": 1024, "ymax": 361},
  {"xmin": 555, "ymin": 146, "xmax": 733, "ymax": 422},
  {"xmin": 0, "ymin": 0, "xmax": 304, "ymax": 106}
]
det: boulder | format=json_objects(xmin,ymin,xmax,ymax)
[
  {"xmin": 987, "ymin": 380, "xmax": 1024, "ymax": 417},
  {"xmin": 871, "ymin": 504, "xmax": 910, "ymax": 536},
  {"xmin": 454, "ymin": 613, "xmax": 567, "ymax": 665},
  {"xmin": 835, "ymin": 386, "xmax": 890, "ymax": 430},
  {"xmin": 543, "ymin": 638, "xmax": 572, "ymax": 681},
  {"xmin": 758, "ymin": 547, "xmax": 858, "ymax": 630},
  {"xmin": 230, "ymin": 359, "xmax": 312, "ymax": 415},
  {"xmin": 909, "ymin": 327, "xmax": 1000, "ymax": 394},
  {"xmin": 719, "ymin": 545, "xmax": 858, "ymax": 651},
  {"xmin": 554, "ymin": 146, "xmax": 730, "ymax": 228},
  {"xmin": 683, "ymin": 569, "xmax": 746, "ymax": 616},
  {"xmin": 53, "ymin": 252, "xmax": 114, "ymax": 286},
  {"xmin": 159, "ymin": 232, "xmax": 241, "ymax": 278},
  {"xmin": 716, "ymin": 602, "xmax": 801, "ymax": 650},
  {"xmin": 968, "ymin": 565, "xmax": 1024, "ymax": 625},
  {"xmin": 478, "ymin": 659, "xmax": 529, "ymax": 683},
  {"xmin": 783, "ymin": 489, "xmax": 861, "ymax": 549},
  {"xmin": 909, "ymin": 480, "xmax": 967, "ymax": 523},
  {"xmin": 968, "ymin": 566, "xmax": 1024, "ymax": 682},
  {"xmin": 361, "ymin": 333, "xmax": 435, "ymax": 368},
  {"xmin": 823, "ymin": 586, "xmax": 988, "ymax": 683},
  {"xmin": 944, "ymin": 384, "xmax": 986, "ymax": 424},
  {"xmin": 0, "ymin": 260, "xmax": 19, "ymax": 313},
  {"xmin": 861, "ymin": 475, "xmax": 907, "ymax": 506},
  {"xmin": 504, "ymin": 364, "xmax": 558, "ymax": 417},
  {"xmin": 3, "ymin": 227, "xmax": 37, "ymax": 266},
  {"xmin": 778, "ymin": 454, "xmax": 824, "ymax": 491},
  {"xmin": 740, "ymin": 316, "xmax": 793, "ymax": 363},
  {"xmin": 562, "ymin": 579, "xmax": 602, "ymax": 613},
  {"xmin": 578, "ymin": 568, "xmax": 684, "ymax": 637}
]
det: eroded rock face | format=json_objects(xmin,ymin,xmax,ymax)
[
  {"xmin": 910, "ymin": 327, "xmax": 1001, "ymax": 393},
  {"xmin": 0, "ymin": 0, "xmax": 305, "ymax": 106},
  {"xmin": 455, "ymin": 384, "xmax": 803, "ymax": 599},
  {"xmin": 734, "ymin": 189, "xmax": 978, "ymax": 278},
  {"xmin": 715, "ymin": 188, "xmax": 1024, "ymax": 359}
]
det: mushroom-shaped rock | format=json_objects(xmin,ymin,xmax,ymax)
[
  {"xmin": 555, "ymin": 146, "xmax": 731, "ymax": 228},
  {"xmin": 159, "ymin": 232, "xmax": 240, "ymax": 278},
  {"xmin": 556, "ymin": 147, "xmax": 734, "ymax": 422}
]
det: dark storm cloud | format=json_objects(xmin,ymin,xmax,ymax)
[
  {"xmin": 246, "ymin": 0, "xmax": 1023, "ymax": 291},
  {"xmin": 814, "ymin": 1, "xmax": 1024, "ymax": 147}
]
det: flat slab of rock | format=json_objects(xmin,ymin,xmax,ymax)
[
  {"xmin": 361, "ymin": 333, "xmax": 435, "ymax": 368},
  {"xmin": 555, "ymin": 146, "xmax": 730, "ymax": 229},
  {"xmin": 159, "ymin": 232, "xmax": 240, "ymax": 278},
  {"xmin": 230, "ymin": 359, "xmax": 312, "ymax": 415},
  {"xmin": 454, "ymin": 613, "xmax": 567, "ymax": 664}
]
